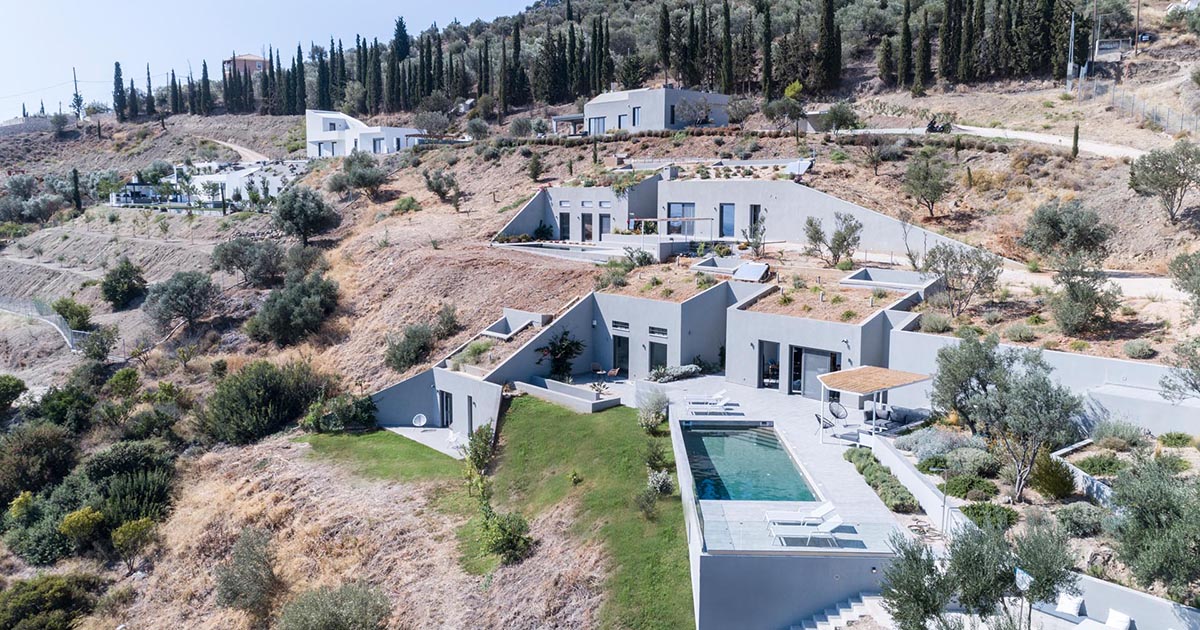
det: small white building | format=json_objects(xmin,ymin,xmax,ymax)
[
  {"xmin": 582, "ymin": 86, "xmax": 730, "ymax": 135},
  {"xmin": 305, "ymin": 109, "xmax": 422, "ymax": 158}
]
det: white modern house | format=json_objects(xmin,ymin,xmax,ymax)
[
  {"xmin": 581, "ymin": 86, "xmax": 731, "ymax": 135},
  {"xmin": 305, "ymin": 109, "xmax": 422, "ymax": 158}
]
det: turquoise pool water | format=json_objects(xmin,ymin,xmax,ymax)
[{"xmin": 682, "ymin": 424, "xmax": 817, "ymax": 501}]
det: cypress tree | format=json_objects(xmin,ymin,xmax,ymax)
[
  {"xmin": 914, "ymin": 10, "xmax": 932, "ymax": 93},
  {"xmin": 700, "ymin": 0, "xmax": 713, "ymax": 89},
  {"xmin": 113, "ymin": 62, "xmax": 127, "ymax": 122},
  {"xmin": 898, "ymin": 0, "xmax": 913, "ymax": 86},
  {"xmin": 760, "ymin": 4, "xmax": 773, "ymax": 98},
  {"xmin": 658, "ymin": 3, "xmax": 671, "ymax": 84},
  {"xmin": 815, "ymin": 0, "xmax": 839, "ymax": 90},
  {"xmin": 169, "ymin": 70, "xmax": 180, "ymax": 114},
  {"xmin": 877, "ymin": 37, "xmax": 896, "ymax": 85},
  {"xmin": 939, "ymin": 0, "xmax": 960, "ymax": 82},
  {"xmin": 295, "ymin": 44, "xmax": 307, "ymax": 112},
  {"xmin": 127, "ymin": 79, "xmax": 139, "ymax": 119},
  {"xmin": 200, "ymin": 60, "xmax": 212, "ymax": 115},
  {"xmin": 369, "ymin": 40, "xmax": 383, "ymax": 114},
  {"xmin": 603, "ymin": 18, "xmax": 615, "ymax": 88},
  {"xmin": 957, "ymin": 0, "xmax": 975, "ymax": 82},
  {"xmin": 187, "ymin": 74, "xmax": 196, "ymax": 114},
  {"xmin": 499, "ymin": 38, "xmax": 509, "ymax": 115},
  {"xmin": 71, "ymin": 168, "xmax": 82, "ymax": 212},
  {"xmin": 567, "ymin": 0, "xmax": 574, "ymax": 22},
  {"xmin": 145, "ymin": 64, "xmax": 156, "ymax": 116},
  {"xmin": 720, "ymin": 0, "xmax": 733, "ymax": 93}
]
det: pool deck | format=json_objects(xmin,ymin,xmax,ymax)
[{"xmin": 659, "ymin": 375, "xmax": 903, "ymax": 555}]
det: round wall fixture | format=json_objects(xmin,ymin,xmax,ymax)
[{"xmin": 412, "ymin": 413, "xmax": 428, "ymax": 427}]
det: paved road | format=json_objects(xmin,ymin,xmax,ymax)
[
  {"xmin": 843, "ymin": 125, "xmax": 1147, "ymax": 159},
  {"xmin": 202, "ymin": 137, "xmax": 271, "ymax": 162}
]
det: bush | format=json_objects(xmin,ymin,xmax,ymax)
[
  {"xmin": 32, "ymin": 383, "xmax": 97, "ymax": 433},
  {"xmin": 1030, "ymin": 452, "xmax": 1076, "ymax": 500},
  {"xmin": 101, "ymin": 468, "xmax": 174, "ymax": 524},
  {"xmin": 462, "ymin": 425, "xmax": 494, "ymax": 476},
  {"xmin": 0, "ymin": 423, "xmax": 77, "ymax": 505},
  {"xmin": 277, "ymin": 583, "xmax": 391, "ymax": 630},
  {"xmin": 946, "ymin": 447, "xmax": 1000, "ymax": 478},
  {"xmin": 83, "ymin": 439, "xmax": 173, "ymax": 486},
  {"xmin": 123, "ymin": 406, "xmax": 179, "ymax": 442},
  {"xmin": 0, "ymin": 573, "xmax": 104, "ymax": 630},
  {"xmin": 916, "ymin": 454, "xmax": 948, "ymax": 474},
  {"xmin": 1159, "ymin": 432, "xmax": 1194, "ymax": 448},
  {"xmin": 645, "ymin": 440, "xmax": 669, "ymax": 471},
  {"xmin": 433, "ymin": 304, "xmax": 458, "ymax": 338},
  {"xmin": 211, "ymin": 238, "xmax": 284, "ymax": 288},
  {"xmin": 1003, "ymin": 322, "xmax": 1037, "ymax": 342},
  {"xmin": 894, "ymin": 427, "xmax": 987, "ymax": 461},
  {"xmin": 647, "ymin": 469, "xmax": 674, "ymax": 495},
  {"xmin": 51, "ymin": 297, "xmax": 91, "ymax": 330},
  {"xmin": 196, "ymin": 361, "xmax": 334, "ymax": 444},
  {"xmin": 0, "ymin": 374, "xmax": 26, "ymax": 410},
  {"xmin": 635, "ymin": 486, "xmax": 659, "ymax": 519},
  {"xmin": 480, "ymin": 506, "xmax": 533, "ymax": 564},
  {"xmin": 982, "ymin": 310, "xmax": 1004, "ymax": 325},
  {"xmin": 273, "ymin": 186, "xmax": 341, "ymax": 245},
  {"xmin": 646, "ymin": 364, "xmax": 702, "ymax": 383},
  {"xmin": 144, "ymin": 271, "xmax": 220, "ymax": 330},
  {"xmin": 509, "ymin": 117, "xmax": 533, "ymax": 138},
  {"xmin": 1056, "ymin": 502, "xmax": 1106, "ymax": 537},
  {"xmin": 216, "ymin": 528, "xmax": 279, "ymax": 620},
  {"xmin": 1091, "ymin": 419, "xmax": 1145, "ymax": 451},
  {"xmin": 300, "ymin": 394, "xmax": 377, "ymax": 433},
  {"xmin": 245, "ymin": 272, "xmax": 339, "ymax": 346},
  {"xmin": 940, "ymin": 475, "xmax": 999, "ymax": 499},
  {"xmin": 393, "ymin": 196, "xmax": 421, "ymax": 214},
  {"xmin": 843, "ymin": 449, "xmax": 919, "ymax": 513},
  {"xmin": 920, "ymin": 312, "xmax": 952, "ymax": 333},
  {"xmin": 58, "ymin": 506, "xmax": 104, "ymax": 549},
  {"xmin": 111, "ymin": 517, "xmax": 157, "ymax": 573},
  {"xmin": 961, "ymin": 503, "xmax": 1019, "ymax": 530},
  {"xmin": 422, "ymin": 168, "xmax": 459, "ymax": 201},
  {"xmin": 1076, "ymin": 452, "xmax": 1127, "ymax": 477},
  {"xmin": 1123, "ymin": 339, "xmax": 1156, "ymax": 359},
  {"xmin": 385, "ymin": 324, "xmax": 435, "ymax": 372},
  {"xmin": 1155, "ymin": 453, "xmax": 1191, "ymax": 473}
]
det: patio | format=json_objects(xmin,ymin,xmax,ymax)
[{"xmin": 657, "ymin": 375, "xmax": 904, "ymax": 554}]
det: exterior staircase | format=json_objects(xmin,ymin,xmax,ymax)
[{"xmin": 790, "ymin": 593, "xmax": 893, "ymax": 630}]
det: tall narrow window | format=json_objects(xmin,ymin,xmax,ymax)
[
  {"xmin": 632, "ymin": 106, "xmax": 641, "ymax": 127},
  {"xmin": 719, "ymin": 203, "xmax": 735, "ymax": 238}
]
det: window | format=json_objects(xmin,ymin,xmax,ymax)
[
  {"xmin": 327, "ymin": 122, "xmax": 337, "ymax": 132},
  {"xmin": 353, "ymin": 139, "xmax": 358, "ymax": 150},
  {"xmin": 649, "ymin": 326, "xmax": 668, "ymax": 337},
  {"xmin": 559, "ymin": 200, "xmax": 571, "ymax": 207},
  {"xmin": 372, "ymin": 138, "xmax": 383, "ymax": 154},
  {"xmin": 559, "ymin": 212, "xmax": 571, "ymax": 240},
  {"xmin": 669, "ymin": 105, "xmax": 676, "ymax": 126},
  {"xmin": 617, "ymin": 114, "xmax": 627, "ymax": 129},
  {"xmin": 581, "ymin": 200, "xmax": 594, "ymax": 208},
  {"xmin": 632, "ymin": 106, "xmax": 641, "ymax": 127},
  {"xmin": 588, "ymin": 117, "xmax": 606, "ymax": 135},
  {"xmin": 598, "ymin": 200, "xmax": 613, "ymax": 208},
  {"xmin": 649, "ymin": 342, "xmax": 668, "ymax": 370},
  {"xmin": 395, "ymin": 138, "xmax": 402, "ymax": 151},
  {"xmin": 667, "ymin": 202, "xmax": 695, "ymax": 236},
  {"xmin": 719, "ymin": 203, "xmax": 735, "ymax": 238},
  {"xmin": 612, "ymin": 320, "xmax": 630, "ymax": 331},
  {"xmin": 438, "ymin": 390, "xmax": 454, "ymax": 427},
  {"xmin": 750, "ymin": 204, "xmax": 762, "ymax": 228}
]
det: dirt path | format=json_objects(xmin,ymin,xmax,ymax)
[
  {"xmin": 844, "ymin": 125, "xmax": 1147, "ymax": 159},
  {"xmin": 201, "ymin": 137, "xmax": 271, "ymax": 163}
]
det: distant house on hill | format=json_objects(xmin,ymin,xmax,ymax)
[
  {"xmin": 581, "ymin": 86, "xmax": 730, "ymax": 135},
  {"xmin": 304, "ymin": 110, "xmax": 422, "ymax": 158},
  {"xmin": 223, "ymin": 54, "xmax": 266, "ymax": 77}
]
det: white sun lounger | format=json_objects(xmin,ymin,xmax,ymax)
[
  {"xmin": 771, "ymin": 516, "xmax": 844, "ymax": 547},
  {"xmin": 1053, "ymin": 592, "xmax": 1083, "ymax": 617},
  {"xmin": 764, "ymin": 502, "xmax": 835, "ymax": 525},
  {"xmin": 1076, "ymin": 610, "xmax": 1131, "ymax": 630},
  {"xmin": 684, "ymin": 389, "xmax": 727, "ymax": 404}
]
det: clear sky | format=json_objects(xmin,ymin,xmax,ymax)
[{"xmin": 0, "ymin": 0, "xmax": 529, "ymax": 120}]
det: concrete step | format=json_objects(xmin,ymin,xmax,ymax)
[{"xmin": 791, "ymin": 594, "xmax": 892, "ymax": 630}]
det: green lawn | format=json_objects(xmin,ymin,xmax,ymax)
[
  {"xmin": 483, "ymin": 397, "xmax": 694, "ymax": 630},
  {"xmin": 296, "ymin": 430, "xmax": 464, "ymax": 482}
]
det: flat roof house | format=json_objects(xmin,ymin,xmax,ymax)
[
  {"xmin": 583, "ymin": 87, "xmax": 730, "ymax": 135},
  {"xmin": 305, "ymin": 109, "xmax": 422, "ymax": 159}
]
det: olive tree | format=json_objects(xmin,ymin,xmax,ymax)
[
  {"xmin": 1168, "ymin": 251, "xmax": 1200, "ymax": 319},
  {"xmin": 1018, "ymin": 199, "xmax": 1114, "ymax": 266},
  {"xmin": 803, "ymin": 212, "xmax": 862, "ymax": 267},
  {"xmin": 273, "ymin": 186, "xmax": 341, "ymax": 245},
  {"xmin": 881, "ymin": 532, "xmax": 951, "ymax": 630},
  {"xmin": 1160, "ymin": 338, "xmax": 1200, "ymax": 402},
  {"xmin": 100, "ymin": 257, "xmax": 147, "ymax": 309},
  {"xmin": 1111, "ymin": 456, "xmax": 1200, "ymax": 600},
  {"xmin": 1128, "ymin": 139, "xmax": 1200, "ymax": 224},
  {"xmin": 904, "ymin": 148, "xmax": 951, "ymax": 217},
  {"xmin": 921, "ymin": 243, "xmax": 1002, "ymax": 317},
  {"xmin": 144, "ymin": 271, "xmax": 219, "ymax": 330},
  {"xmin": 211, "ymin": 237, "xmax": 283, "ymax": 287},
  {"xmin": 931, "ymin": 333, "xmax": 1005, "ymax": 432}
]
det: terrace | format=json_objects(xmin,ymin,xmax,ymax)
[{"xmin": 743, "ymin": 277, "xmax": 898, "ymax": 325}]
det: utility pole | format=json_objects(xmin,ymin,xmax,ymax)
[
  {"xmin": 1134, "ymin": 0, "xmax": 1141, "ymax": 56},
  {"xmin": 1067, "ymin": 11, "xmax": 1076, "ymax": 91}
]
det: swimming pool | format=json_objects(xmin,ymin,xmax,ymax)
[{"xmin": 681, "ymin": 423, "xmax": 817, "ymax": 501}]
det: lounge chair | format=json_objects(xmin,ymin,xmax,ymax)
[
  {"xmin": 590, "ymin": 362, "xmax": 605, "ymax": 375},
  {"xmin": 771, "ymin": 516, "xmax": 845, "ymax": 547},
  {"xmin": 685, "ymin": 390, "xmax": 728, "ymax": 405},
  {"xmin": 1076, "ymin": 610, "xmax": 1131, "ymax": 630},
  {"xmin": 764, "ymin": 502, "xmax": 835, "ymax": 525}
]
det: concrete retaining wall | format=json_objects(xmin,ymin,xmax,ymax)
[{"xmin": 515, "ymin": 377, "xmax": 623, "ymax": 413}]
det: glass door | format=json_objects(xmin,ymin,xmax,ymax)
[
  {"xmin": 599, "ymin": 214, "xmax": 611, "ymax": 237},
  {"xmin": 438, "ymin": 390, "xmax": 454, "ymax": 427},
  {"xmin": 649, "ymin": 342, "xmax": 668, "ymax": 371},
  {"xmin": 613, "ymin": 335, "xmax": 629, "ymax": 375},
  {"xmin": 582, "ymin": 214, "xmax": 594, "ymax": 241},
  {"xmin": 559, "ymin": 212, "xmax": 570, "ymax": 240},
  {"xmin": 667, "ymin": 203, "xmax": 695, "ymax": 235},
  {"xmin": 719, "ymin": 203, "xmax": 735, "ymax": 238},
  {"xmin": 759, "ymin": 341, "xmax": 780, "ymax": 389}
]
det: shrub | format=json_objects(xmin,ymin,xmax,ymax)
[
  {"xmin": 894, "ymin": 427, "xmax": 987, "ymax": 461},
  {"xmin": 273, "ymin": 186, "xmax": 341, "ymax": 245},
  {"xmin": 433, "ymin": 304, "xmax": 458, "ymax": 338},
  {"xmin": 216, "ymin": 528, "xmax": 280, "ymax": 620},
  {"xmin": 920, "ymin": 313, "xmax": 952, "ymax": 333},
  {"xmin": 637, "ymin": 408, "xmax": 662, "ymax": 433},
  {"xmin": 393, "ymin": 196, "xmax": 421, "ymax": 214},
  {"xmin": 123, "ymin": 406, "xmax": 179, "ymax": 442},
  {"xmin": 946, "ymin": 447, "xmax": 1000, "ymax": 478},
  {"xmin": 647, "ymin": 469, "xmax": 674, "ymax": 495},
  {"xmin": 101, "ymin": 468, "xmax": 175, "ymax": 524},
  {"xmin": 1155, "ymin": 453, "xmax": 1191, "ymax": 473},
  {"xmin": 0, "ymin": 374, "xmax": 26, "ymax": 410},
  {"xmin": 462, "ymin": 425, "xmax": 494, "ymax": 476},
  {"xmin": 480, "ymin": 506, "xmax": 533, "ymax": 564},
  {"xmin": 245, "ymin": 272, "xmax": 339, "ymax": 346},
  {"xmin": 111, "ymin": 517, "xmax": 157, "ymax": 573},
  {"xmin": 300, "ymin": 394, "xmax": 377, "ymax": 433},
  {"xmin": 211, "ymin": 238, "xmax": 284, "ymax": 288},
  {"xmin": 1056, "ymin": 502, "xmax": 1106, "ymax": 537},
  {"xmin": 940, "ymin": 475, "xmax": 999, "ymax": 499},
  {"xmin": 51, "ymin": 297, "xmax": 92, "ymax": 330},
  {"xmin": 916, "ymin": 454, "xmax": 948, "ymax": 474},
  {"xmin": 983, "ymin": 310, "xmax": 1004, "ymax": 325},
  {"xmin": 1076, "ymin": 452, "xmax": 1127, "ymax": 477},
  {"xmin": 645, "ymin": 440, "xmax": 669, "ymax": 471},
  {"xmin": 144, "ymin": 271, "xmax": 220, "ymax": 330},
  {"xmin": 58, "ymin": 506, "xmax": 104, "ymax": 549},
  {"xmin": 842, "ymin": 449, "xmax": 919, "ymax": 513},
  {"xmin": 196, "ymin": 361, "xmax": 334, "ymax": 444},
  {"xmin": 83, "ymin": 440, "xmax": 174, "ymax": 486},
  {"xmin": 635, "ymin": 486, "xmax": 659, "ymax": 519},
  {"xmin": 0, "ymin": 423, "xmax": 77, "ymax": 505},
  {"xmin": 32, "ymin": 384, "xmax": 96, "ymax": 433},
  {"xmin": 1091, "ymin": 419, "xmax": 1145, "ymax": 450},
  {"xmin": 508, "ymin": 117, "xmax": 533, "ymax": 138},
  {"xmin": 385, "ymin": 324, "xmax": 435, "ymax": 372},
  {"xmin": 961, "ymin": 503, "xmax": 1019, "ymax": 530},
  {"xmin": 1159, "ymin": 432, "xmax": 1194, "ymax": 448},
  {"xmin": 422, "ymin": 168, "xmax": 459, "ymax": 201},
  {"xmin": 646, "ymin": 364, "xmax": 702, "ymax": 383},
  {"xmin": 1124, "ymin": 339, "xmax": 1156, "ymax": 359},
  {"xmin": 1030, "ymin": 452, "xmax": 1076, "ymax": 500},
  {"xmin": 1003, "ymin": 322, "xmax": 1037, "ymax": 342},
  {"xmin": 0, "ymin": 573, "xmax": 104, "ymax": 630},
  {"xmin": 277, "ymin": 583, "xmax": 391, "ymax": 630},
  {"xmin": 79, "ymin": 325, "xmax": 118, "ymax": 362}
]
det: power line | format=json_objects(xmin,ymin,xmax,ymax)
[{"xmin": 0, "ymin": 73, "xmax": 174, "ymax": 101}]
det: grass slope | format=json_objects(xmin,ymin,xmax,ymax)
[
  {"xmin": 297, "ymin": 430, "xmax": 463, "ymax": 482},
  {"xmin": 488, "ymin": 397, "xmax": 693, "ymax": 630}
]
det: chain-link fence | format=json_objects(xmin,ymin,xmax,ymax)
[
  {"xmin": 1079, "ymin": 81, "xmax": 1200, "ymax": 137},
  {"xmin": 0, "ymin": 295, "xmax": 86, "ymax": 349}
]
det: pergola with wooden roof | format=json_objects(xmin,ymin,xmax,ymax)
[{"xmin": 818, "ymin": 366, "xmax": 930, "ymax": 432}]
